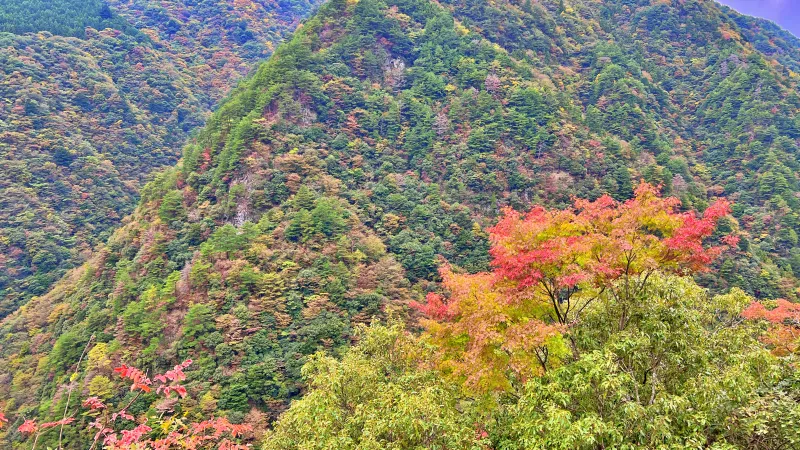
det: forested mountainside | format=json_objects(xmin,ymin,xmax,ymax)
[
  {"xmin": 721, "ymin": 12, "xmax": 800, "ymax": 75},
  {"xmin": 0, "ymin": 0, "xmax": 141, "ymax": 37},
  {"xmin": 2, "ymin": 0, "xmax": 800, "ymax": 447},
  {"xmin": 106, "ymin": 0, "xmax": 320, "ymax": 108},
  {"xmin": 0, "ymin": 0, "xmax": 321, "ymax": 318}
]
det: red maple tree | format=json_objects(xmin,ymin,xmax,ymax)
[{"xmin": 414, "ymin": 183, "xmax": 736, "ymax": 391}]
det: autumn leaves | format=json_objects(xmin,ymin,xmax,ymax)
[
  {"xmin": 4, "ymin": 360, "xmax": 252, "ymax": 449},
  {"xmin": 414, "ymin": 183, "xmax": 739, "ymax": 392}
]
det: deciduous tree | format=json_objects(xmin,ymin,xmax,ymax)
[{"xmin": 415, "ymin": 183, "xmax": 736, "ymax": 391}]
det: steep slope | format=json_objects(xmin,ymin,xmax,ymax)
[
  {"xmin": 442, "ymin": 0, "xmax": 800, "ymax": 295},
  {"xmin": 575, "ymin": 0, "xmax": 800, "ymax": 296},
  {"xmin": 0, "ymin": 0, "xmax": 321, "ymax": 317},
  {"xmin": 2, "ymin": 0, "xmax": 800, "ymax": 446},
  {"xmin": 719, "ymin": 3, "xmax": 800, "ymax": 73},
  {"xmin": 107, "ymin": 0, "xmax": 318, "ymax": 108}
]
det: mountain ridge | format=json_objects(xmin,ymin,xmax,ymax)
[{"xmin": 2, "ymin": 0, "xmax": 800, "ymax": 447}]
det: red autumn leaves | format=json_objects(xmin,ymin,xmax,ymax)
[
  {"xmin": 742, "ymin": 299, "xmax": 800, "ymax": 356},
  {"xmin": 6, "ymin": 358, "xmax": 252, "ymax": 449},
  {"xmin": 114, "ymin": 359, "xmax": 192, "ymax": 398},
  {"xmin": 16, "ymin": 418, "xmax": 74, "ymax": 434},
  {"xmin": 414, "ymin": 183, "xmax": 738, "ymax": 391},
  {"xmin": 114, "ymin": 365, "xmax": 154, "ymax": 394},
  {"xmin": 488, "ymin": 183, "xmax": 734, "ymax": 298},
  {"xmin": 83, "ymin": 397, "xmax": 106, "ymax": 410}
]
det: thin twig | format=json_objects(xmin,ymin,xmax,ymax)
[
  {"xmin": 88, "ymin": 390, "xmax": 143, "ymax": 450},
  {"xmin": 58, "ymin": 334, "xmax": 95, "ymax": 449},
  {"xmin": 30, "ymin": 430, "xmax": 41, "ymax": 450}
]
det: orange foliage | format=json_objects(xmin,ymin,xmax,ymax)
[
  {"xmin": 414, "ymin": 270, "xmax": 565, "ymax": 391},
  {"xmin": 414, "ymin": 183, "xmax": 735, "ymax": 392},
  {"xmin": 742, "ymin": 299, "xmax": 800, "ymax": 356},
  {"xmin": 488, "ymin": 182, "xmax": 733, "ymax": 327}
]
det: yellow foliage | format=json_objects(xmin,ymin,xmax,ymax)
[
  {"xmin": 47, "ymin": 303, "xmax": 69, "ymax": 325},
  {"xmin": 88, "ymin": 375, "xmax": 114, "ymax": 399},
  {"xmin": 199, "ymin": 392, "xmax": 218, "ymax": 414}
]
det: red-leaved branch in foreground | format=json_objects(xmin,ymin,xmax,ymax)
[{"xmin": 2, "ymin": 359, "xmax": 252, "ymax": 450}]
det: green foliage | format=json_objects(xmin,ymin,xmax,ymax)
[
  {"xmin": 49, "ymin": 331, "xmax": 88, "ymax": 373},
  {"xmin": 493, "ymin": 275, "xmax": 781, "ymax": 449},
  {"xmin": 265, "ymin": 276, "xmax": 799, "ymax": 450},
  {"xmin": 0, "ymin": 0, "xmax": 140, "ymax": 37},
  {"xmin": 263, "ymin": 321, "xmax": 485, "ymax": 450},
  {"xmin": 0, "ymin": 0, "xmax": 324, "ymax": 319},
  {"xmin": 159, "ymin": 191, "xmax": 186, "ymax": 224},
  {"xmin": 183, "ymin": 303, "xmax": 216, "ymax": 342},
  {"xmin": 310, "ymin": 198, "xmax": 347, "ymax": 238},
  {"xmin": 4, "ymin": 0, "xmax": 800, "ymax": 447}
]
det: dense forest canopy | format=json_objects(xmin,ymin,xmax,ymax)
[
  {"xmin": 0, "ymin": 0, "xmax": 800, "ymax": 448},
  {"xmin": 0, "ymin": 0, "xmax": 139, "ymax": 37},
  {"xmin": 0, "ymin": 0, "xmax": 323, "ymax": 318}
]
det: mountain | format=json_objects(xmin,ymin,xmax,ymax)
[
  {"xmin": 2, "ymin": 0, "xmax": 800, "ymax": 447},
  {"xmin": 0, "ymin": 0, "xmax": 322, "ymax": 317},
  {"xmin": 718, "ymin": 2, "xmax": 800, "ymax": 73},
  {"xmin": 717, "ymin": 0, "xmax": 800, "ymax": 39},
  {"xmin": 0, "ymin": 0, "xmax": 141, "ymax": 37}
]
